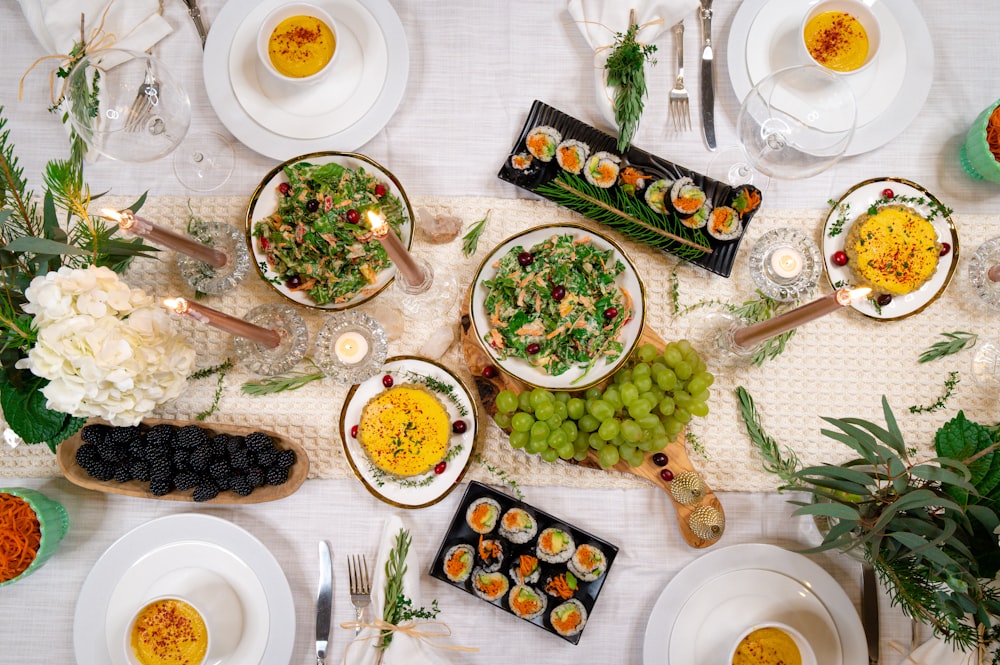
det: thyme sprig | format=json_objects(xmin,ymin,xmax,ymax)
[
  {"xmin": 736, "ymin": 387, "xmax": 801, "ymax": 487},
  {"xmin": 909, "ymin": 371, "xmax": 960, "ymax": 414},
  {"xmin": 461, "ymin": 209, "xmax": 491, "ymax": 257},
  {"xmin": 241, "ymin": 359, "xmax": 324, "ymax": 395},
  {"xmin": 476, "ymin": 455, "xmax": 524, "ymax": 500},
  {"xmin": 868, "ymin": 192, "xmax": 952, "ymax": 222},
  {"xmin": 919, "ymin": 331, "xmax": 978, "ymax": 363},
  {"xmin": 605, "ymin": 22, "xmax": 657, "ymax": 151},
  {"xmin": 826, "ymin": 199, "xmax": 850, "ymax": 237},
  {"xmin": 685, "ymin": 431, "xmax": 709, "ymax": 460},
  {"xmin": 188, "ymin": 359, "xmax": 234, "ymax": 421}
]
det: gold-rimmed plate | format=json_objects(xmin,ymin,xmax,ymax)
[
  {"xmin": 339, "ymin": 356, "xmax": 480, "ymax": 509},
  {"xmin": 822, "ymin": 177, "xmax": 958, "ymax": 320},
  {"xmin": 245, "ymin": 151, "xmax": 415, "ymax": 310},
  {"xmin": 469, "ymin": 223, "xmax": 646, "ymax": 391}
]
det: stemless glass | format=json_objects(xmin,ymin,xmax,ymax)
[{"xmin": 65, "ymin": 49, "xmax": 191, "ymax": 162}]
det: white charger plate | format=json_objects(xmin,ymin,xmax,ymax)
[
  {"xmin": 339, "ymin": 357, "xmax": 480, "ymax": 509},
  {"xmin": 727, "ymin": 0, "xmax": 933, "ymax": 156},
  {"xmin": 642, "ymin": 543, "xmax": 866, "ymax": 665},
  {"xmin": 204, "ymin": 0, "xmax": 408, "ymax": 159},
  {"xmin": 75, "ymin": 513, "xmax": 294, "ymax": 665}
]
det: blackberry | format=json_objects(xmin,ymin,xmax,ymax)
[
  {"xmin": 97, "ymin": 437, "xmax": 127, "ymax": 463},
  {"xmin": 176, "ymin": 425, "xmax": 207, "ymax": 450},
  {"xmin": 80, "ymin": 424, "xmax": 110, "ymax": 445},
  {"xmin": 113, "ymin": 463, "xmax": 133, "ymax": 483},
  {"xmin": 245, "ymin": 431, "xmax": 274, "ymax": 453},
  {"xmin": 265, "ymin": 465, "xmax": 289, "ymax": 486},
  {"xmin": 88, "ymin": 460, "xmax": 116, "ymax": 481},
  {"xmin": 225, "ymin": 436, "xmax": 244, "ymax": 457},
  {"xmin": 146, "ymin": 424, "xmax": 178, "ymax": 449},
  {"xmin": 127, "ymin": 437, "xmax": 147, "ymax": 460},
  {"xmin": 128, "ymin": 458, "xmax": 151, "ymax": 482},
  {"xmin": 255, "ymin": 446, "xmax": 278, "ymax": 468},
  {"xmin": 145, "ymin": 441, "xmax": 169, "ymax": 460},
  {"xmin": 109, "ymin": 425, "xmax": 142, "ymax": 448},
  {"xmin": 150, "ymin": 457, "xmax": 173, "ymax": 483},
  {"xmin": 149, "ymin": 478, "xmax": 172, "ymax": 496},
  {"xmin": 192, "ymin": 484, "xmax": 219, "ymax": 502},
  {"xmin": 230, "ymin": 474, "xmax": 254, "ymax": 497},
  {"xmin": 213, "ymin": 473, "xmax": 233, "ymax": 491},
  {"xmin": 229, "ymin": 447, "xmax": 252, "ymax": 470},
  {"xmin": 275, "ymin": 449, "xmax": 296, "ymax": 470},
  {"xmin": 208, "ymin": 436, "xmax": 227, "ymax": 459},
  {"xmin": 209, "ymin": 460, "xmax": 231, "ymax": 480},
  {"xmin": 172, "ymin": 449, "xmax": 192, "ymax": 471},
  {"xmin": 75, "ymin": 443, "xmax": 101, "ymax": 468},
  {"xmin": 189, "ymin": 444, "xmax": 213, "ymax": 471},
  {"xmin": 173, "ymin": 471, "xmax": 200, "ymax": 491},
  {"xmin": 247, "ymin": 468, "xmax": 265, "ymax": 488}
]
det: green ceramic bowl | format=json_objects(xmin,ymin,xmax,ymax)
[
  {"xmin": 0, "ymin": 487, "xmax": 69, "ymax": 587},
  {"xmin": 960, "ymin": 98, "xmax": 1000, "ymax": 184}
]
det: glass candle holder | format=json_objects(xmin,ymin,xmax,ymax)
[
  {"xmin": 233, "ymin": 303, "xmax": 309, "ymax": 376},
  {"xmin": 748, "ymin": 228, "xmax": 822, "ymax": 302},
  {"xmin": 176, "ymin": 220, "xmax": 251, "ymax": 295},
  {"xmin": 314, "ymin": 311, "xmax": 389, "ymax": 385},
  {"xmin": 969, "ymin": 237, "xmax": 1000, "ymax": 311},
  {"xmin": 390, "ymin": 256, "xmax": 459, "ymax": 317}
]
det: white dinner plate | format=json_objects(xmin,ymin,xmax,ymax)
[
  {"xmin": 339, "ymin": 356, "xmax": 481, "ymax": 509},
  {"xmin": 75, "ymin": 513, "xmax": 294, "ymax": 665},
  {"xmin": 727, "ymin": 0, "xmax": 933, "ymax": 156},
  {"xmin": 822, "ymin": 177, "xmax": 958, "ymax": 320},
  {"xmin": 642, "ymin": 543, "xmax": 866, "ymax": 665},
  {"xmin": 204, "ymin": 0, "xmax": 409, "ymax": 159}
]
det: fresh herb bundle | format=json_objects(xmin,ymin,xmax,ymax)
[
  {"xmin": 605, "ymin": 23, "xmax": 657, "ymax": 151},
  {"xmin": 378, "ymin": 528, "xmax": 439, "ymax": 650}
]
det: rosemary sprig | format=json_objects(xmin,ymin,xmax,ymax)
[
  {"xmin": 909, "ymin": 371, "xmax": 960, "ymax": 414},
  {"xmin": 188, "ymin": 359, "xmax": 234, "ymax": 421},
  {"xmin": 919, "ymin": 331, "xmax": 978, "ymax": 363},
  {"xmin": 727, "ymin": 292, "xmax": 796, "ymax": 367},
  {"xmin": 605, "ymin": 22, "xmax": 657, "ymax": 151},
  {"xmin": 736, "ymin": 386, "xmax": 801, "ymax": 487},
  {"xmin": 461, "ymin": 209, "xmax": 491, "ymax": 257},
  {"xmin": 241, "ymin": 359, "xmax": 324, "ymax": 395}
]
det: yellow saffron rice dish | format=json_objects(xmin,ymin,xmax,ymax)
[
  {"xmin": 844, "ymin": 204, "xmax": 941, "ymax": 297},
  {"xmin": 357, "ymin": 384, "xmax": 451, "ymax": 477}
]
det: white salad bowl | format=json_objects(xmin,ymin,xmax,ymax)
[{"xmin": 469, "ymin": 223, "xmax": 646, "ymax": 391}]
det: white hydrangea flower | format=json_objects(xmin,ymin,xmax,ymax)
[{"xmin": 16, "ymin": 266, "xmax": 196, "ymax": 426}]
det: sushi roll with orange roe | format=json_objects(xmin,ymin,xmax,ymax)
[
  {"xmin": 525, "ymin": 126, "xmax": 562, "ymax": 162},
  {"xmin": 550, "ymin": 599, "xmax": 588, "ymax": 637},
  {"xmin": 584, "ymin": 151, "xmax": 621, "ymax": 188},
  {"xmin": 555, "ymin": 140, "xmax": 590, "ymax": 175}
]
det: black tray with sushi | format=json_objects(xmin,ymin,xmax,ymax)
[
  {"xmin": 498, "ymin": 100, "xmax": 762, "ymax": 278},
  {"xmin": 428, "ymin": 481, "xmax": 618, "ymax": 644}
]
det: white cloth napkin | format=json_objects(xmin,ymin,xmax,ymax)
[
  {"xmin": 567, "ymin": 0, "xmax": 700, "ymax": 129},
  {"xmin": 348, "ymin": 515, "xmax": 458, "ymax": 665},
  {"xmin": 903, "ymin": 637, "xmax": 976, "ymax": 665},
  {"xmin": 18, "ymin": 0, "xmax": 171, "ymax": 60}
]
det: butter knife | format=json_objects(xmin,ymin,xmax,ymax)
[
  {"xmin": 861, "ymin": 563, "xmax": 879, "ymax": 665},
  {"xmin": 316, "ymin": 541, "xmax": 333, "ymax": 665},
  {"xmin": 179, "ymin": 0, "xmax": 209, "ymax": 48},
  {"xmin": 698, "ymin": 0, "xmax": 717, "ymax": 151}
]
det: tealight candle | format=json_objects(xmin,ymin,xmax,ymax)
[
  {"xmin": 769, "ymin": 246, "xmax": 805, "ymax": 280},
  {"xmin": 104, "ymin": 208, "xmax": 227, "ymax": 269},
  {"xmin": 334, "ymin": 331, "xmax": 369, "ymax": 365},
  {"xmin": 163, "ymin": 297, "xmax": 281, "ymax": 349}
]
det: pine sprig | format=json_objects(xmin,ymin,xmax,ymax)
[
  {"xmin": 605, "ymin": 23, "xmax": 657, "ymax": 151},
  {"xmin": 461, "ymin": 209, "xmax": 490, "ymax": 257},
  {"xmin": 919, "ymin": 331, "xmax": 978, "ymax": 363},
  {"xmin": 736, "ymin": 386, "xmax": 802, "ymax": 487}
]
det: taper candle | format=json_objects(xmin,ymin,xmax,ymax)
[
  {"xmin": 366, "ymin": 210, "xmax": 425, "ymax": 287},
  {"xmin": 163, "ymin": 297, "xmax": 281, "ymax": 348},
  {"xmin": 104, "ymin": 208, "xmax": 227, "ymax": 269},
  {"xmin": 732, "ymin": 287, "xmax": 871, "ymax": 349}
]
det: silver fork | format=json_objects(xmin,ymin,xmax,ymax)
[
  {"xmin": 347, "ymin": 554, "xmax": 372, "ymax": 637},
  {"xmin": 124, "ymin": 57, "xmax": 160, "ymax": 133},
  {"xmin": 669, "ymin": 21, "xmax": 691, "ymax": 131}
]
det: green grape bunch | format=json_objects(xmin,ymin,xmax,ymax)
[{"xmin": 493, "ymin": 341, "xmax": 713, "ymax": 468}]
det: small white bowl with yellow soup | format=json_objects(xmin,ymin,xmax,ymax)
[
  {"xmin": 801, "ymin": 0, "xmax": 881, "ymax": 74},
  {"xmin": 729, "ymin": 622, "xmax": 817, "ymax": 665},
  {"xmin": 257, "ymin": 3, "xmax": 338, "ymax": 86}
]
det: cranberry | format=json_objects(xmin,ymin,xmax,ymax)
[
  {"xmin": 881, "ymin": 188, "xmax": 894, "ymax": 199},
  {"xmin": 659, "ymin": 468, "xmax": 674, "ymax": 482},
  {"xmin": 652, "ymin": 452, "xmax": 668, "ymax": 466},
  {"xmin": 452, "ymin": 420, "xmax": 468, "ymax": 434},
  {"xmin": 374, "ymin": 184, "xmax": 387, "ymax": 197},
  {"xmin": 517, "ymin": 251, "xmax": 534, "ymax": 267},
  {"xmin": 350, "ymin": 424, "xmax": 358, "ymax": 438},
  {"xmin": 346, "ymin": 209, "xmax": 360, "ymax": 224},
  {"xmin": 434, "ymin": 462, "xmax": 447, "ymax": 474},
  {"xmin": 482, "ymin": 365, "xmax": 498, "ymax": 378},
  {"xmin": 306, "ymin": 199, "xmax": 320, "ymax": 213},
  {"xmin": 940, "ymin": 242, "xmax": 951, "ymax": 256},
  {"xmin": 259, "ymin": 237, "xmax": 270, "ymax": 251},
  {"xmin": 551, "ymin": 285, "xmax": 566, "ymax": 301},
  {"xmin": 277, "ymin": 182, "xmax": 291, "ymax": 196},
  {"xmin": 285, "ymin": 274, "xmax": 303, "ymax": 289},
  {"xmin": 382, "ymin": 375, "xmax": 394, "ymax": 388},
  {"xmin": 526, "ymin": 343, "xmax": 541, "ymax": 355},
  {"xmin": 831, "ymin": 251, "xmax": 848, "ymax": 266},
  {"xmin": 603, "ymin": 307, "xmax": 618, "ymax": 320},
  {"xmin": 876, "ymin": 293, "xmax": 893, "ymax": 307}
]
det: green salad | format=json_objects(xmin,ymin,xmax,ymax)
[
  {"xmin": 253, "ymin": 160, "xmax": 407, "ymax": 306},
  {"xmin": 482, "ymin": 233, "xmax": 632, "ymax": 376}
]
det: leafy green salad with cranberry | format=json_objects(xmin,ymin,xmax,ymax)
[{"xmin": 253, "ymin": 160, "xmax": 406, "ymax": 306}]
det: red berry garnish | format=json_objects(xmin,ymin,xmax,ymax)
[
  {"xmin": 306, "ymin": 199, "xmax": 320, "ymax": 213},
  {"xmin": 526, "ymin": 343, "xmax": 541, "ymax": 355},
  {"xmin": 482, "ymin": 365, "xmax": 498, "ymax": 378},
  {"xmin": 881, "ymin": 188, "xmax": 894, "ymax": 199},
  {"xmin": 285, "ymin": 274, "xmax": 303, "ymax": 289},
  {"xmin": 374, "ymin": 184, "xmax": 387, "ymax": 197},
  {"xmin": 278, "ymin": 182, "xmax": 291, "ymax": 196},
  {"xmin": 603, "ymin": 307, "xmax": 618, "ymax": 320},
  {"xmin": 652, "ymin": 452, "xmax": 668, "ymax": 467},
  {"xmin": 876, "ymin": 293, "xmax": 893, "ymax": 307},
  {"xmin": 346, "ymin": 209, "xmax": 360, "ymax": 224},
  {"xmin": 350, "ymin": 424, "xmax": 358, "ymax": 438},
  {"xmin": 452, "ymin": 420, "xmax": 467, "ymax": 434},
  {"xmin": 660, "ymin": 468, "xmax": 674, "ymax": 482},
  {"xmin": 940, "ymin": 242, "xmax": 951, "ymax": 256},
  {"xmin": 382, "ymin": 374, "xmax": 394, "ymax": 388},
  {"xmin": 831, "ymin": 251, "xmax": 848, "ymax": 266},
  {"xmin": 434, "ymin": 462, "xmax": 447, "ymax": 474},
  {"xmin": 551, "ymin": 285, "xmax": 566, "ymax": 301},
  {"xmin": 517, "ymin": 251, "xmax": 534, "ymax": 267},
  {"xmin": 259, "ymin": 237, "xmax": 270, "ymax": 251}
]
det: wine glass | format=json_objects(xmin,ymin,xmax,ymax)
[
  {"xmin": 708, "ymin": 65, "xmax": 857, "ymax": 190},
  {"xmin": 65, "ymin": 49, "xmax": 191, "ymax": 162},
  {"xmin": 173, "ymin": 131, "xmax": 235, "ymax": 192},
  {"xmin": 969, "ymin": 238, "xmax": 1000, "ymax": 385}
]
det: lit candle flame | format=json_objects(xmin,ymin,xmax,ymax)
[
  {"xmin": 366, "ymin": 210, "xmax": 388, "ymax": 237},
  {"xmin": 100, "ymin": 208, "xmax": 134, "ymax": 230},
  {"xmin": 162, "ymin": 297, "xmax": 188, "ymax": 314},
  {"xmin": 837, "ymin": 286, "xmax": 872, "ymax": 305}
]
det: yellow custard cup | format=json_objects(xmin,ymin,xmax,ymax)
[
  {"xmin": 729, "ymin": 622, "xmax": 817, "ymax": 665},
  {"xmin": 257, "ymin": 3, "xmax": 338, "ymax": 86},
  {"xmin": 801, "ymin": 0, "xmax": 881, "ymax": 74}
]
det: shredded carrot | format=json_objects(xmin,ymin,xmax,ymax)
[
  {"xmin": 445, "ymin": 548, "xmax": 469, "ymax": 578},
  {"xmin": 988, "ymin": 106, "xmax": 1000, "ymax": 160},
  {"xmin": 0, "ymin": 493, "xmax": 41, "ymax": 583},
  {"xmin": 478, "ymin": 534, "xmax": 501, "ymax": 560},
  {"xmin": 519, "ymin": 554, "xmax": 538, "ymax": 579},
  {"xmin": 545, "ymin": 574, "xmax": 574, "ymax": 599},
  {"xmin": 619, "ymin": 166, "xmax": 653, "ymax": 187}
]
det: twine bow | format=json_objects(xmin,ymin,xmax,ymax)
[{"xmin": 339, "ymin": 617, "xmax": 479, "ymax": 662}]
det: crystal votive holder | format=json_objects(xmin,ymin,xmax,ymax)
[
  {"xmin": 748, "ymin": 227, "xmax": 822, "ymax": 302},
  {"xmin": 391, "ymin": 256, "xmax": 459, "ymax": 317},
  {"xmin": 234, "ymin": 303, "xmax": 308, "ymax": 376},
  {"xmin": 314, "ymin": 311, "xmax": 389, "ymax": 385},
  {"xmin": 969, "ymin": 237, "xmax": 1000, "ymax": 311},
  {"xmin": 176, "ymin": 220, "xmax": 250, "ymax": 295}
]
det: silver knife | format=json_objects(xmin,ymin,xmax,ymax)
[
  {"xmin": 316, "ymin": 541, "xmax": 333, "ymax": 665},
  {"xmin": 861, "ymin": 563, "xmax": 879, "ymax": 665},
  {"xmin": 179, "ymin": 0, "xmax": 209, "ymax": 48},
  {"xmin": 698, "ymin": 0, "xmax": 717, "ymax": 151}
]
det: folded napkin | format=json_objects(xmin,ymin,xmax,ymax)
[
  {"xmin": 567, "ymin": 0, "xmax": 700, "ymax": 129},
  {"xmin": 903, "ymin": 637, "xmax": 975, "ymax": 665}
]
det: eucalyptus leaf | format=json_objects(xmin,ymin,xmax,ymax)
[
  {"xmin": 792, "ymin": 502, "xmax": 861, "ymax": 520},
  {"xmin": 5, "ymin": 237, "xmax": 90, "ymax": 256},
  {"xmin": 911, "ymin": 463, "xmax": 977, "ymax": 493},
  {"xmin": 794, "ymin": 464, "xmax": 877, "ymax": 487}
]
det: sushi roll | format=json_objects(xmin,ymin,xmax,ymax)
[
  {"xmin": 508, "ymin": 585, "xmax": 547, "ymax": 620},
  {"xmin": 550, "ymin": 599, "xmax": 588, "ymax": 638},
  {"xmin": 619, "ymin": 166, "xmax": 652, "ymax": 194},
  {"xmin": 537, "ymin": 527, "xmax": 575, "ymax": 563},
  {"xmin": 525, "ymin": 126, "xmax": 561, "ymax": 162},
  {"xmin": 466, "ymin": 497, "xmax": 500, "ymax": 534},
  {"xmin": 544, "ymin": 571, "xmax": 578, "ymax": 599},
  {"xmin": 443, "ymin": 544, "xmax": 474, "ymax": 583},
  {"xmin": 707, "ymin": 206, "xmax": 742, "ymax": 241},
  {"xmin": 471, "ymin": 568, "xmax": 509, "ymax": 602},
  {"xmin": 670, "ymin": 177, "xmax": 707, "ymax": 217},
  {"xmin": 510, "ymin": 152, "xmax": 534, "ymax": 171},
  {"xmin": 511, "ymin": 554, "xmax": 541, "ymax": 585},
  {"xmin": 644, "ymin": 179, "xmax": 672, "ymax": 213},
  {"xmin": 498, "ymin": 508, "xmax": 537, "ymax": 544},
  {"xmin": 555, "ymin": 139, "xmax": 590, "ymax": 175},
  {"xmin": 731, "ymin": 185, "xmax": 762, "ymax": 217},
  {"xmin": 477, "ymin": 535, "xmax": 504, "ymax": 572},
  {"xmin": 567, "ymin": 544, "xmax": 606, "ymax": 582},
  {"xmin": 583, "ymin": 151, "xmax": 621, "ymax": 188},
  {"xmin": 681, "ymin": 199, "xmax": 712, "ymax": 229}
]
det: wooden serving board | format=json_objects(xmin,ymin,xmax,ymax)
[
  {"xmin": 459, "ymin": 299, "xmax": 724, "ymax": 549},
  {"xmin": 57, "ymin": 418, "xmax": 309, "ymax": 504}
]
